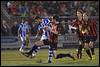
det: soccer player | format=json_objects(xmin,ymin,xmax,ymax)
[
  {"xmin": 89, "ymin": 18, "xmax": 97, "ymax": 59},
  {"xmin": 48, "ymin": 15, "xmax": 75, "ymax": 63},
  {"xmin": 83, "ymin": 12, "xmax": 97, "ymax": 60},
  {"xmin": 22, "ymin": 16, "xmax": 51, "ymax": 58},
  {"xmin": 82, "ymin": 12, "xmax": 92, "ymax": 60},
  {"xmin": 69, "ymin": 9, "xmax": 84, "ymax": 59},
  {"xmin": 18, "ymin": 18, "xmax": 30, "ymax": 52}
]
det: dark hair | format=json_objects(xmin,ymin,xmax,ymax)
[
  {"xmin": 35, "ymin": 16, "xmax": 41, "ymax": 19},
  {"xmin": 76, "ymin": 9, "xmax": 83, "ymax": 14},
  {"xmin": 53, "ymin": 15, "xmax": 59, "ymax": 21}
]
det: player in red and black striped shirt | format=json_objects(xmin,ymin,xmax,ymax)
[
  {"xmin": 88, "ymin": 18, "xmax": 97, "ymax": 59},
  {"xmin": 71, "ymin": 9, "xmax": 84, "ymax": 59},
  {"xmin": 82, "ymin": 12, "xmax": 97, "ymax": 60}
]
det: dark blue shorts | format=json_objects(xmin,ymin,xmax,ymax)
[
  {"xmin": 50, "ymin": 42, "xmax": 57, "ymax": 50},
  {"xmin": 89, "ymin": 36, "xmax": 97, "ymax": 41}
]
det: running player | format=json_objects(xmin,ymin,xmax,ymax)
[{"xmin": 21, "ymin": 16, "xmax": 51, "ymax": 58}]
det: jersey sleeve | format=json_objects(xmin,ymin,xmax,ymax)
[{"xmin": 18, "ymin": 24, "xmax": 21, "ymax": 32}]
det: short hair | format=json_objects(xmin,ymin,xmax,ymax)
[
  {"xmin": 35, "ymin": 16, "xmax": 41, "ymax": 19},
  {"xmin": 53, "ymin": 15, "xmax": 59, "ymax": 21},
  {"xmin": 76, "ymin": 9, "xmax": 83, "ymax": 14},
  {"xmin": 83, "ymin": 11, "xmax": 90, "ymax": 16}
]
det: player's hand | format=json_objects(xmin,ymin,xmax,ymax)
[{"xmin": 69, "ymin": 25, "xmax": 77, "ymax": 30}]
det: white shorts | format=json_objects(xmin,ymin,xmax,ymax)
[{"xmin": 20, "ymin": 34, "xmax": 26, "ymax": 42}]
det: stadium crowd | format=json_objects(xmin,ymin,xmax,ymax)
[{"xmin": 1, "ymin": 1, "xmax": 99, "ymax": 36}]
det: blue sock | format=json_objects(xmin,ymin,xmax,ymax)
[
  {"xmin": 29, "ymin": 45, "xmax": 38, "ymax": 54},
  {"xmin": 32, "ymin": 47, "xmax": 41, "ymax": 54},
  {"xmin": 48, "ymin": 46, "xmax": 53, "ymax": 63},
  {"xmin": 20, "ymin": 43, "xmax": 25, "ymax": 49}
]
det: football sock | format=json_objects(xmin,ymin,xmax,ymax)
[
  {"xmin": 48, "ymin": 46, "xmax": 53, "ymax": 63},
  {"xmin": 91, "ymin": 47, "xmax": 95, "ymax": 55},
  {"xmin": 32, "ymin": 47, "xmax": 41, "ymax": 54},
  {"xmin": 28, "ymin": 45, "xmax": 38, "ymax": 54},
  {"xmin": 86, "ymin": 49, "xmax": 92, "ymax": 59}
]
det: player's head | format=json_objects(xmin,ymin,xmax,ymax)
[
  {"xmin": 52, "ymin": 15, "xmax": 59, "ymax": 24},
  {"xmin": 83, "ymin": 12, "xmax": 89, "ymax": 22},
  {"xmin": 21, "ymin": 18, "xmax": 25, "ymax": 23},
  {"xmin": 53, "ymin": 15, "xmax": 59, "ymax": 21},
  {"xmin": 35, "ymin": 16, "xmax": 42, "ymax": 23},
  {"xmin": 76, "ymin": 9, "xmax": 83, "ymax": 21}
]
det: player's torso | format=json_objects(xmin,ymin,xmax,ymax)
[
  {"xmin": 49, "ymin": 22, "xmax": 59, "ymax": 42},
  {"xmin": 19, "ymin": 23, "xmax": 29, "ymax": 36},
  {"xmin": 39, "ymin": 22, "xmax": 50, "ymax": 40}
]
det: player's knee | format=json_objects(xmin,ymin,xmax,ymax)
[{"xmin": 78, "ymin": 45, "xmax": 82, "ymax": 51}]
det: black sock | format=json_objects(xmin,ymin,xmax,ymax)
[
  {"xmin": 77, "ymin": 45, "xmax": 82, "ymax": 59},
  {"xmin": 86, "ymin": 49, "xmax": 92, "ymax": 59},
  {"xmin": 56, "ymin": 53, "xmax": 75, "ymax": 60},
  {"xmin": 91, "ymin": 48, "xmax": 95, "ymax": 55},
  {"xmin": 28, "ymin": 45, "xmax": 38, "ymax": 54}
]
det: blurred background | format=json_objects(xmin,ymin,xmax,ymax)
[{"xmin": 1, "ymin": 1, "xmax": 99, "ymax": 49}]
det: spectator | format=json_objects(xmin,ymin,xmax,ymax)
[
  {"xmin": 7, "ymin": 1, "xmax": 12, "ymax": 14},
  {"xmin": 30, "ymin": 6, "xmax": 36, "ymax": 17},
  {"xmin": 59, "ymin": 3, "xmax": 67, "ymax": 15},
  {"xmin": 1, "ymin": 20, "xmax": 10, "ymax": 36},
  {"xmin": 19, "ymin": 3, "xmax": 29, "ymax": 17},
  {"xmin": 11, "ymin": 21, "xmax": 19, "ymax": 36},
  {"xmin": 10, "ymin": 2, "xmax": 18, "ymax": 15}
]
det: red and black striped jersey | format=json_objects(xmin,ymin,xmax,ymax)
[
  {"xmin": 89, "ymin": 19, "xmax": 97, "ymax": 36},
  {"xmin": 72, "ymin": 19, "xmax": 84, "ymax": 36}
]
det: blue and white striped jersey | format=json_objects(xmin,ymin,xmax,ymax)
[
  {"xmin": 18, "ymin": 22, "xmax": 29, "ymax": 37},
  {"xmin": 37, "ymin": 18, "xmax": 51, "ymax": 40}
]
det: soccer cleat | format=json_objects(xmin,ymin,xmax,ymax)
[
  {"xmin": 87, "ymin": 57, "xmax": 92, "ymax": 60},
  {"xmin": 21, "ymin": 51, "xmax": 31, "ymax": 58},
  {"xmin": 30, "ymin": 53, "xmax": 36, "ymax": 58},
  {"xmin": 48, "ymin": 60, "xmax": 52, "ymax": 63},
  {"xmin": 19, "ymin": 48, "xmax": 24, "ymax": 52},
  {"xmin": 71, "ymin": 55, "xmax": 76, "ymax": 60}
]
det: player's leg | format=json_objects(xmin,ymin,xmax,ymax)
[
  {"xmin": 77, "ymin": 40, "xmax": 83, "ymax": 59},
  {"xmin": 84, "ymin": 42, "xmax": 92, "ymax": 60},
  {"xmin": 89, "ymin": 40, "xmax": 95, "ymax": 59},
  {"xmin": 90, "ymin": 36, "xmax": 96, "ymax": 56},
  {"xmin": 23, "ymin": 39, "xmax": 49, "ymax": 58},
  {"xmin": 48, "ymin": 42, "xmax": 75, "ymax": 63},
  {"xmin": 48, "ymin": 46, "xmax": 53, "ymax": 63},
  {"xmin": 89, "ymin": 41, "xmax": 95, "ymax": 55},
  {"xmin": 25, "ymin": 34, "xmax": 30, "ymax": 46},
  {"xmin": 19, "ymin": 36, "xmax": 26, "ymax": 52},
  {"xmin": 23, "ymin": 40, "xmax": 43, "ymax": 57}
]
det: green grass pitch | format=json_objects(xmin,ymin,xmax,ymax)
[{"xmin": 1, "ymin": 48, "xmax": 99, "ymax": 66}]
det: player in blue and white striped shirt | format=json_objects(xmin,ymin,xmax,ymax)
[
  {"xmin": 22, "ymin": 16, "xmax": 51, "ymax": 58},
  {"xmin": 18, "ymin": 18, "xmax": 30, "ymax": 52}
]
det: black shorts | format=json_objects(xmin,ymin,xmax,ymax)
[
  {"xmin": 82, "ymin": 36, "xmax": 90, "ymax": 43},
  {"xmin": 43, "ymin": 39, "xmax": 50, "ymax": 45},
  {"xmin": 50, "ymin": 42, "xmax": 57, "ymax": 50},
  {"xmin": 79, "ymin": 36, "xmax": 84, "ymax": 41},
  {"xmin": 89, "ymin": 36, "xmax": 97, "ymax": 41}
]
